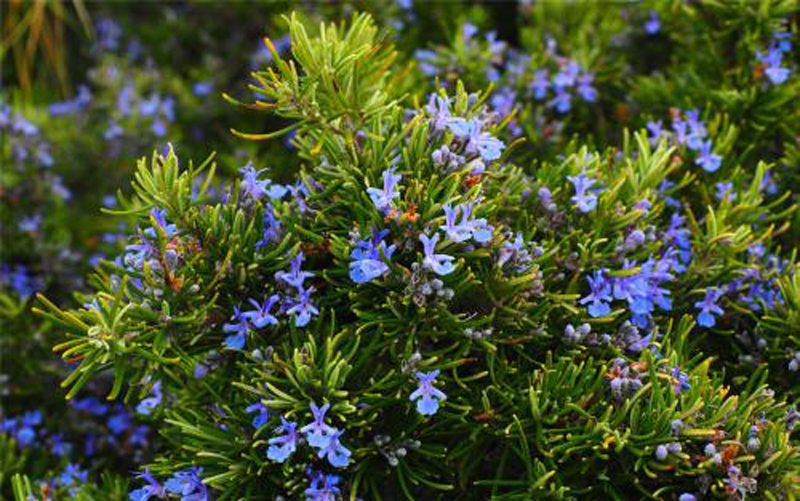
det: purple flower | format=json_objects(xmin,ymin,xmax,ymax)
[
  {"xmin": 286, "ymin": 285, "xmax": 319, "ymax": 327},
  {"xmin": 300, "ymin": 403, "xmax": 336, "ymax": 448},
  {"xmin": 678, "ymin": 495, "xmax": 697, "ymax": 501},
  {"xmin": 242, "ymin": 294, "xmax": 280, "ymax": 328},
  {"xmin": 239, "ymin": 163, "xmax": 269, "ymax": 201},
  {"xmin": 431, "ymin": 144, "xmax": 465, "ymax": 171},
  {"xmin": 695, "ymin": 288, "xmax": 724, "ymax": 327},
  {"xmin": 367, "ymin": 168, "xmax": 402, "ymax": 212},
  {"xmin": 580, "ymin": 269, "xmax": 612, "ymax": 317},
  {"xmin": 567, "ymin": 171, "xmax": 600, "ymax": 213},
  {"xmin": 644, "ymin": 11, "xmax": 661, "ymax": 35},
  {"xmin": 410, "ymin": 369, "xmax": 447, "ymax": 416},
  {"xmin": 696, "ymin": 140, "xmax": 722, "ymax": 173},
  {"xmin": 267, "ymin": 417, "xmax": 300, "ymax": 462},
  {"xmin": 276, "ymin": 252, "xmax": 314, "ymax": 289},
  {"xmin": 419, "ymin": 232, "xmax": 456, "ymax": 276},
  {"xmin": 446, "ymin": 117, "xmax": 505, "ymax": 161},
  {"xmin": 315, "ymin": 428, "xmax": 352, "ymax": 467},
  {"xmin": 655, "ymin": 444, "xmax": 668, "ymax": 460},
  {"xmin": 425, "ymin": 93, "xmax": 452, "ymax": 131}
]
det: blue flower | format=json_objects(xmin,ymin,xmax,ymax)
[
  {"xmin": 425, "ymin": 93, "xmax": 452, "ymax": 131},
  {"xmin": 223, "ymin": 306, "xmax": 251, "ymax": 350},
  {"xmin": 580, "ymin": 269, "xmax": 613, "ymax": 317},
  {"xmin": 414, "ymin": 49, "xmax": 439, "ymax": 77},
  {"xmin": 669, "ymin": 367, "xmax": 691, "ymax": 395},
  {"xmin": 242, "ymin": 294, "xmax": 280, "ymax": 328},
  {"xmin": 644, "ymin": 11, "xmax": 661, "ymax": 35},
  {"xmin": 164, "ymin": 467, "xmax": 208, "ymax": 501},
  {"xmin": 350, "ymin": 230, "xmax": 395, "ymax": 283},
  {"xmin": 576, "ymin": 73, "xmax": 597, "ymax": 102},
  {"xmin": 107, "ymin": 406, "xmax": 132, "ymax": 435},
  {"xmin": 193, "ymin": 82, "xmax": 213, "ymax": 96},
  {"xmin": 716, "ymin": 182, "xmax": 736, "ymax": 202},
  {"xmin": 440, "ymin": 202, "xmax": 494, "ymax": 244},
  {"xmin": 277, "ymin": 251, "xmax": 315, "ymax": 289},
  {"xmin": 567, "ymin": 171, "xmax": 600, "ymax": 213},
  {"xmin": 315, "ymin": 428, "xmax": 352, "ymax": 468},
  {"xmin": 695, "ymin": 288, "xmax": 724, "ymax": 327},
  {"xmin": 655, "ymin": 444, "xmax": 668, "ymax": 460},
  {"xmin": 129, "ymin": 469, "xmax": 167, "ymax": 501},
  {"xmin": 410, "ymin": 370, "xmax": 447, "ymax": 416},
  {"xmin": 419, "ymin": 232, "xmax": 456, "ymax": 276},
  {"xmin": 756, "ymin": 34, "xmax": 792, "ymax": 85},
  {"xmin": 305, "ymin": 470, "xmax": 342, "ymax": 501},
  {"xmin": 136, "ymin": 381, "xmax": 163, "ymax": 415},
  {"xmin": 530, "ymin": 69, "xmax": 550, "ymax": 99},
  {"xmin": 549, "ymin": 86, "xmax": 572, "ymax": 113},
  {"xmin": 145, "ymin": 208, "xmax": 178, "ymax": 239},
  {"xmin": 246, "ymin": 401, "xmax": 270, "ymax": 429},
  {"xmin": 458, "ymin": 201, "xmax": 494, "ymax": 243},
  {"xmin": 129, "ymin": 425, "xmax": 149, "ymax": 447},
  {"xmin": 440, "ymin": 204, "xmax": 471, "ymax": 243},
  {"xmin": 267, "ymin": 417, "xmax": 300, "ymax": 462},
  {"xmin": 367, "ymin": 168, "xmax": 402, "ymax": 212},
  {"xmin": 256, "ymin": 203, "xmax": 282, "ymax": 248},
  {"xmin": 446, "ymin": 117, "xmax": 505, "ymax": 162},
  {"xmin": 646, "ymin": 120, "xmax": 666, "ymax": 146},
  {"xmin": 462, "ymin": 23, "xmax": 479, "ymax": 42},
  {"xmin": 286, "ymin": 285, "xmax": 319, "ymax": 327},
  {"xmin": 696, "ymin": 140, "xmax": 721, "ymax": 173},
  {"xmin": 239, "ymin": 163, "xmax": 270, "ymax": 201},
  {"xmin": 553, "ymin": 60, "xmax": 580, "ymax": 87},
  {"xmin": 49, "ymin": 85, "xmax": 92, "ymax": 116},
  {"xmin": 56, "ymin": 463, "xmax": 86, "ymax": 486},
  {"xmin": 300, "ymin": 403, "xmax": 336, "ymax": 448}
]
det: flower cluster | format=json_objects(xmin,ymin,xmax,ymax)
[
  {"xmin": 647, "ymin": 109, "xmax": 722, "ymax": 173},
  {"xmin": 267, "ymin": 403, "xmax": 352, "ymax": 468},
  {"xmin": 755, "ymin": 30, "xmax": 793, "ymax": 85},
  {"xmin": 129, "ymin": 467, "xmax": 208, "ymax": 501}
]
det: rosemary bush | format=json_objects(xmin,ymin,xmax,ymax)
[{"xmin": 2, "ymin": 3, "xmax": 798, "ymax": 501}]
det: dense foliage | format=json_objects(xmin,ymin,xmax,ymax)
[{"xmin": 1, "ymin": 2, "xmax": 798, "ymax": 500}]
